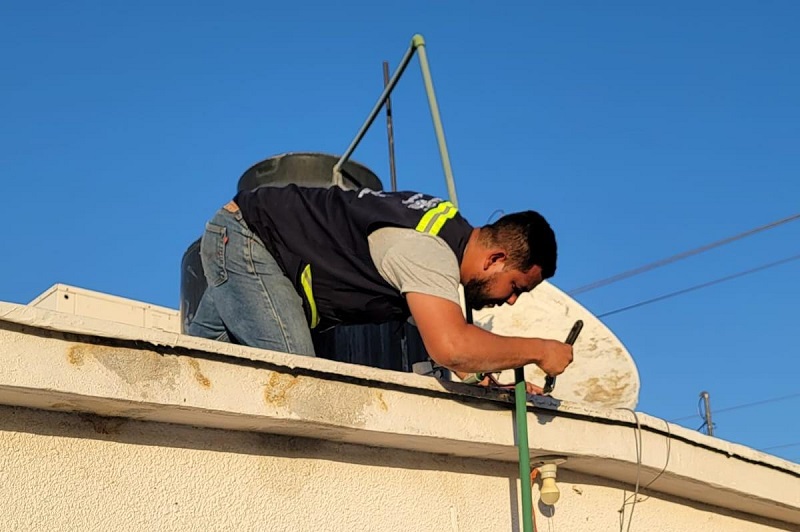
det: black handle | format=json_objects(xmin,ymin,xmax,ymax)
[
  {"xmin": 543, "ymin": 320, "xmax": 584, "ymax": 395},
  {"xmin": 564, "ymin": 320, "xmax": 584, "ymax": 346}
]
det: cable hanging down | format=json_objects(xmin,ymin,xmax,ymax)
[
  {"xmin": 597, "ymin": 253, "xmax": 800, "ymax": 318},
  {"xmin": 569, "ymin": 213, "xmax": 800, "ymax": 296}
]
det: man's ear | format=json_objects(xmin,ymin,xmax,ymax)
[{"xmin": 483, "ymin": 250, "xmax": 508, "ymax": 272}]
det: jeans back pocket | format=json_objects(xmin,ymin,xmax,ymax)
[{"xmin": 200, "ymin": 222, "xmax": 228, "ymax": 287}]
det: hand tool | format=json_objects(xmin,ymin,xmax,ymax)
[{"xmin": 542, "ymin": 320, "xmax": 584, "ymax": 395}]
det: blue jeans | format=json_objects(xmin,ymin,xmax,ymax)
[{"xmin": 187, "ymin": 202, "xmax": 316, "ymax": 356}]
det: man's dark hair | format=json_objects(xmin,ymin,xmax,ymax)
[{"xmin": 479, "ymin": 210, "xmax": 558, "ymax": 278}]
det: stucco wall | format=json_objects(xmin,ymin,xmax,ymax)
[
  {"xmin": 1, "ymin": 301, "xmax": 797, "ymax": 530},
  {"xmin": 0, "ymin": 405, "xmax": 792, "ymax": 532}
]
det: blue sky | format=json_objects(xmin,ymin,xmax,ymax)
[{"xmin": 2, "ymin": 2, "xmax": 798, "ymax": 461}]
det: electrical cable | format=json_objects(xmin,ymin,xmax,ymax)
[
  {"xmin": 761, "ymin": 442, "xmax": 800, "ymax": 451},
  {"xmin": 670, "ymin": 392, "xmax": 800, "ymax": 422},
  {"xmin": 486, "ymin": 209, "xmax": 505, "ymax": 224},
  {"xmin": 630, "ymin": 419, "xmax": 672, "ymax": 505},
  {"xmin": 569, "ymin": 213, "xmax": 800, "ymax": 296},
  {"xmin": 597, "ymin": 253, "xmax": 800, "ymax": 318},
  {"xmin": 616, "ymin": 410, "xmax": 673, "ymax": 532},
  {"xmin": 529, "ymin": 469, "xmax": 539, "ymax": 532},
  {"xmin": 711, "ymin": 391, "xmax": 800, "ymax": 416},
  {"xmin": 617, "ymin": 409, "xmax": 642, "ymax": 532}
]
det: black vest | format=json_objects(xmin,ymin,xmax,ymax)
[{"xmin": 234, "ymin": 185, "xmax": 473, "ymax": 329}]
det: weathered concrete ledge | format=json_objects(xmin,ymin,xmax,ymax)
[{"xmin": 0, "ymin": 301, "xmax": 798, "ymax": 526}]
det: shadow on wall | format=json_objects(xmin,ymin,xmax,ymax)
[
  {"xmin": 1, "ymin": 402, "xmax": 526, "ymax": 530},
  {"xmin": 0, "ymin": 404, "xmax": 519, "ymax": 477},
  {"xmin": 1, "ymin": 405, "xmax": 795, "ymax": 532}
]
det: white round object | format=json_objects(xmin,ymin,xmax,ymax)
[{"xmin": 469, "ymin": 281, "xmax": 640, "ymax": 409}]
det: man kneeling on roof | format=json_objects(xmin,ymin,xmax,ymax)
[{"xmin": 187, "ymin": 185, "xmax": 573, "ymax": 392}]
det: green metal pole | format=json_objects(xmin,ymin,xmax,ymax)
[
  {"xmin": 334, "ymin": 42, "xmax": 418, "ymax": 183},
  {"xmin": 411, "ymin": 34, "xmax": 460, "ymax": 208},
  {"xmin": 515, "ymin": 368, "xmax": 534, "ymax": 532}
]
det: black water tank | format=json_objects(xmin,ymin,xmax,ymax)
[{"xmin": 180, "ymin": 152, "xmax": 429, "ymax": 371}]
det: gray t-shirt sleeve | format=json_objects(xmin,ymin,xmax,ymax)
[{"xmin": 368, "ymin": 227, "xmax": 462, "ymax": 306}]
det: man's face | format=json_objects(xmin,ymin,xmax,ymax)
[{"xmin": 464, "ymin": 264, "xmax": 544, "ymax": 310}]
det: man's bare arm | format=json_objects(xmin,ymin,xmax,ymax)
[{"xmin": 406, "ymin": 292, "xmax": 573, "ymax": 374}]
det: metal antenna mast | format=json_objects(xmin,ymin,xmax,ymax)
[
  {"xmin": 383, "ymin": 60, "xmax": 398, "ymax": 192},
  {"xmin": 700, "ymin": 391, "xmax": 714, "ymax": 436}
]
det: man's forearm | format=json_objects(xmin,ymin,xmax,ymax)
[
  {"xmin": 437, "ymin": 324, "xmax": 547, "ymax": 373},
  {"xmin": 407, "ymin": 293, "xmax": 572, "ymax": 376}
]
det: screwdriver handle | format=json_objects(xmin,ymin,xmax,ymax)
[
  {"xmin": 565, "ymin": 320, "xmax": 584, "ymax": 346},
  {"xmin": 543, "ymin": 320, "xmax": 584, "ymax": 394}
]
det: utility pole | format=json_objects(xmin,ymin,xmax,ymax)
[{"xmin": 700, "ymin": 391, "xmax": 714, "ymax": 436}]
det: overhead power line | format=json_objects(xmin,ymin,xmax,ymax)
[
  {"xmin": 761, "ymin": 442, "xmax": 800, "ymax": 452},
  {"xmin": 670, "ymin": 392, "xmax": 800, "ymax": 422},
  {"xmin": 597, "ymin": 253, "xmax": 800, "ymax": 318},
  {"xmin": 569, "ymin": 213, "xmax": 800, "ymax": 296}
]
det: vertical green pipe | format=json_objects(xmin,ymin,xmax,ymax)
[
  {"xmin": 515, "ymin": 367, "xmax": 534, "ymax": 532},
  {"xmin": 411, "ymin": 34, "xmax": 460, "ymax": 208}
]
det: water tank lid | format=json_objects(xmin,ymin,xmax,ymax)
[{"xmin": 237, "ymin": 152, "xmax": 383, "ymax": 192}]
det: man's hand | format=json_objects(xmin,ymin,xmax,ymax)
[
  {"xmin": 479, "ymin": 375, "xmax": 544, "ymax": 395},
  {"xmin": 455, "ymin": 371, "xmax": 545, "ymax": 395},
  {"xmin": 535, "ymin": 340, "xmax": 574, "ymax": 377}
]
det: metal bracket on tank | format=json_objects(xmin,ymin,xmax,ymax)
[{"xmin": 332, "ymin": 34, "xmax": 459, "ymax": 207}]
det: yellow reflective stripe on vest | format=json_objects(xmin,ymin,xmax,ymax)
[
  {"xmin": 415, "ymin": 201, "xmax": 458, "ymax": 236},
  {"xmin": 300, "ymin": 264, "xmax": 320, "ymax": 329}
]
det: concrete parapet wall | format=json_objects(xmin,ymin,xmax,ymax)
[{"xmin": 0, "ymin": 301, "xmax": 797, "ymax": 531}]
